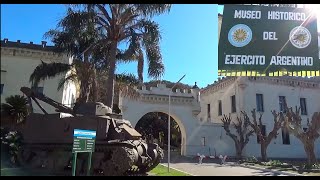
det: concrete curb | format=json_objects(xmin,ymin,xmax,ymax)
[
  {"xmin": 238, "ymin": 164, "xmax": 304, "ymax": 176},
  {"xmin": 160, "ymin": 163, "xmax": 195, "ymax": 176}
]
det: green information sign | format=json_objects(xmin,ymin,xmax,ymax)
[
  {"xmin": 72, "ymin": 129, "xmax": 96, "ymax": 152},
  {"xmin": 72, "ymin": 129, "xmax": 96, "ymax": 176},
  {"xmin": 72, "ymin": 138, "xmax": 96, "ymax": 152},
  {"xmin": 218, "ymin": 5, "xmax": 319, "ymax": 76}
]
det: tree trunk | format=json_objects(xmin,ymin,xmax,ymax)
[
  {"xmin": 105, "ymin": 41, "xmax": 118, "ymax": 108},
  {"xmin": 303, "ymin": 139, "xmax": 317, "ymax": 166},
  {"xmin": 78, "ymin": 80, "xmax": 91, "ymax": 103},
  {"xmin": 92, "ymin": 68, "xmax": 98, "ymax": 102},
  {"xmin": 235, "ymin": 143, "xmax": 242, "ymax": 159},
  {"xmin": 260, "ymin": 141, "xmax": 268, "ymax": 162}
]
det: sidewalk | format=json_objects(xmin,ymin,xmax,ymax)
[
  {"xmin": 160, "ymin": 154, "xmax": 301, "ymax": 176},
  {"xmin": 162, "ymin": 162, "xmax": 290, "ymax": 176}
]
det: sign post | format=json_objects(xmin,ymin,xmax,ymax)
[
  {"xmin": 72, "ymin": 152, "xmax": 77, "ymax": 176},
  {"xmin": 72, "ymin": 129, "xmax": 96, "ymax": 176},
  {"xmin": 218, "ymin": 5, "xmax": 319, "ymax": 76}
]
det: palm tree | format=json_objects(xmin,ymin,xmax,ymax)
[
  {"xmin": 1, "ymin": 95, "xmax": 30, "ymax": 126},
  {"xmin": 29, "ymin": 60, "xmax": 140, "ymax": 106},
  {"xmin": 32, "ymin": 4, "xmax": 171, "ymax": 108},
  {"xmin": 30, "ymin": 59, "xmax": 98, "ymax": 103},
  {"xmin": 37, "ymin": 7, "xmax": 103, "ymax": 103},
  {"xmin": 55, "ymin": 4, "xmax": 171, "ymax": 108}
]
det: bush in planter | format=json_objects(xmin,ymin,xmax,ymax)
[
  {"xmin": 1, "ymin": 127, "xmax": 10, "ymax": 162},
  {"xmin": 1, "ymin": 130, "xmax": 23, "ymax": 165},
  {"xmin": 245, "ymin": 156, "xmax": 259, "ymax": 164},
  {"xmin": 303, "ymin": 163, "xmax": 320, "ymax": 170},
  {"xmin": 264, "ymin": 160, "xmax": 282, "ymax": 167}
]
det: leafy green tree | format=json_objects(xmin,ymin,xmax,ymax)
[
  {"xmin": 31, "ymin": 4, "xmax": 172, "ymax": 108},
  {"xmin": 55, "ymin": 4, "xmax": 171, "ymax": 108},
  {"xmin": 1, "ymin": 95, "xmax": 30, "ymax": 125},
  {"xmin": 29, "ymin": 60, "xmax": 140, "ymax": 106},
  {"xmin": 135, "ymin": 112, "xmax": 181, "ymax": 149}
]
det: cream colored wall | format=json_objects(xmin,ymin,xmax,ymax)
[
  {"xmin": 243, "ymin": 79, "xmax": 320, "ymax": 125},
  {"xmin": 242, "ymin": 78, "xmax": 320, "ymax": 158},
  {"xmin": 198, "ymin": 78, "xmax": 243, "ymax": 123},
  {"xmin": 1, "ymin": 48, "xmax": 77, "ymax": 115},
  {"xmin": 199, "ymin": 85, "xmax": 239, "ymax": 123},
  {"xmin": 199, "ymin": 77, "xmax": 320, "ymax": 124},
  {"xmin": 199, "ymin": 77, "xmax": 320, "ymax": 158}
]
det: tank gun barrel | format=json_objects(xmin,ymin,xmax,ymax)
[{"xmin": 20, "ymin": 87, "xmax": 75, "ymax": 116}]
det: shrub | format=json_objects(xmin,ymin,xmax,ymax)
[
  {"xmin": 246, "ymin": 156, "xmax": 259, "ymax": 163},
  {"xmin": 264, "ymin": 160, "xmax": 282, "ymax": 167},
  {"xmin": 1, "ymin": 130, "xmax": 23, "ymax": 164},
  {"xmin": 303, "ymin": 163, "xmax": 320, "ymax": 170}
]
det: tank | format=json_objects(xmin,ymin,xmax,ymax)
[{"xmin": 17, "ymin": 87, "xmax": 164, "ymax": 176}]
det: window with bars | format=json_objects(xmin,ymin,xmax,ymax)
[
  {"xmin": 282, "ymin": 127, "xmax": 290, "ymax": 145},
  {"xmin": 218, "ymin": 100, "xmax": 222, "ymax": 116},
  {"xmin": 231, "ymin": 95, "xmax": 236, "ymax": 113},
  {"xmin": 207, "ymin": 104, "xmax": 211, "ymax": 118},
  {"xmin": 0, "ymin": 84, "xmax": 4, "ymax": 95},
  {"xmin": 279, "ymin": 96, "xmax": 286, "ymax": 113},
  {"xmin": 300, "ymin": 98, "xmax": 307, "ymax": 115},
  {"xmin": 256, "ymin": 94, "xmax": 264, "ymax": 112},
  {"xmin": 201, "ymin": 137, "xmax": 206, "ymax": 146}
]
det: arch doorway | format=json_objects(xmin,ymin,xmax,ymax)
[{"xmin": 135, "ymin": 112, "xmax": 185, "ymax": 156}]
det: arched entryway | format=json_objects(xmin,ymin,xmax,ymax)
[{"xmin": 135, "ymin": 111, "xmax": 187, "ymax": 156}]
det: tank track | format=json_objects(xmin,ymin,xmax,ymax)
[
  {"xmin": 126, "ymin": 144, "xmax": 164, "ymax": 174},
  {"xmin": 18, "ymin": 142, "xmax": 163, "ymax": 176}
]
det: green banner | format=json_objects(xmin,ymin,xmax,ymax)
[{"xmin": 218, "ymin": 5, "xmax": 319, "ymax": 76}]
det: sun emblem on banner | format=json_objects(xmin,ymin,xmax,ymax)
[
  {"xmin": 289, "ymin": 26, "xmax": 311, "ymax": 49},
  {"xmin": 233, "ymin": 29, "xmax": 247, "ymax": 42},
  {"xmin": 228, "ymin": 24, "xmax": 252, "ymax": 47}
]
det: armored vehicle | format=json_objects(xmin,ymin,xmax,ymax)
[{"xmin": 17, "ymin": 87, "xmax": 163, "ymax": 176}]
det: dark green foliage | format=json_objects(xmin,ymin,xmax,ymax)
[
  {"xmin": 135, "ymin": 112, "xmax": 181, "ymax": 149},
  {"xmin": 1, "ymin": 130, "xmax": 23, "ymax": 164},
  {"xmin": 1, "ymin": 95, "xmax": 29, "ymax": 124}
]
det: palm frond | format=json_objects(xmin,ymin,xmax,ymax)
[
  {"xmin": 115, "ymin": 73, "xmax": 140, "ymax": 99},
  {"xmin": 29, "ymin": 61, "xmax": 72, "ymax": 87},
  {"xmin": 116, "ymin": 29, "xmax": 141, "ymax": 63},
  {"xmin": 134, "ymin": 4, "xmax": 172, "ymax": 18},
  {"xmin": 116, "ymin": 84, "xmax": 140, "ymax": 100},
  {"xmin": 45, "ymin": 7, "xmax": 99, "ymax": 58},
  {"xmin": 1, "ymin": 95, "xmax": 29, "ymax": 123},
  {"xmin": 140, "ymin": 20, "xmax": 164, "ymax": 79},
  {"xmin": 115, "ymin": 73, "xmax": 140, "ymax": 85},
  {"xmin": 137, "ymin": 48, "xmax": 144, "ymax": 82},
  {"xmin": 57, "ymin": 73, "xmax": 78, "ymax": 91}
]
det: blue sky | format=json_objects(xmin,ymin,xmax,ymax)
[{"xmin": 1, "ymin": 4, "xmax": 224, "ymax": 88}]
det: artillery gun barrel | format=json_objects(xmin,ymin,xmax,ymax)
[{"xmin": 20, "ymin": 87, "xmax": 75, "ymax": 116}]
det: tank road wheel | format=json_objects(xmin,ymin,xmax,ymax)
[
  {"xmin": 138, "ymin": 145, "xmax": 164, "ymax": 174},
  {"xmin": 100, "ymin": 147, "xmax": 136, "ymax": 176},
  {"xmin": 17, "ymin": 147, "xmax": 37, "ymax": 167}
]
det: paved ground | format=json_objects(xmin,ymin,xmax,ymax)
[
  {"xmin": 161, "ymin": 162, "xmax": 287, "ymax": 176},
  {"xmin": 160, "ymin": 153, "xmax": 288, "ymax": 176}
]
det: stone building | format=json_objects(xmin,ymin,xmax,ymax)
[{"xmin": 1, "ymin": 39, "xmax": 76, "ymax": 116}]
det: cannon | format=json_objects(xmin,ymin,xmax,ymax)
[{"xmin": 17, "ymin": 87, "xmax": 163, "ymax": 176}]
